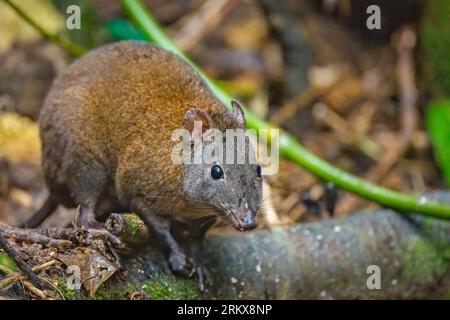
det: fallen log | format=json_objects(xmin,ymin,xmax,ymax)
[
  {"xmin": 1, "ymin": 192, "xmax": 449, "ymax": 299},
  {"xmin": 205, "ymin": 209, "xmax": 450, "ymax": 299}
]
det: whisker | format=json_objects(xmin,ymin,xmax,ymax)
[
  {"xmin": 266, "ymin": 181, "xmax": 312, "ymax": 192},
  {"xmin": 143, "ymin": 195, "xmax": 212, "ymax": 205},
  {"xmin": 185, "ymin": 207, "xmax": 215, "ymax": 213},
  {"xmin": 201, "ymin": 216, "xmax": 218, "ymax": 228},
  {"xmin": 186, "ymin": 210, "xmax": 217, "ymax": 219}
]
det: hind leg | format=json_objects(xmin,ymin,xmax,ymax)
[
  {"xmin": 69, "ymin": 166, "xmax": 105, "ymax": 229},
  {"xmin": 76, "ymin": 198, "xmax": 123, "ymax": 248},
  {"xmin": 66, "ymin": 159, "xmax": 122, "ymax": 247},
  {"xmin": 77, "ymin": 200, "xmax": 102, "ymax": 229},
  {"xmin": 75, "ymin": 191, "xmax": 123, "ymax": 248}
]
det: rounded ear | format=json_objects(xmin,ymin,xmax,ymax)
[
  {"xmin": 231, "ymin": 100, "xmax": 246, "ymax": 128},
  {"xmin": 184, "ymin": 108, "xmax": 213, "ymax": 143}
]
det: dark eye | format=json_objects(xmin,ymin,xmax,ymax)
[
  {"xmin": 256, "ymin": 165, "xmax": 261, "ymax": 177},
  {"xmin": 211, "ymin": 165, "xmax": 224, "ymax": 179}
]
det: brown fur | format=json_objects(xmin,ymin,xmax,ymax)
[{"xmin": 39, "ymin": 41, "xmax": 239, "ymax": 219}]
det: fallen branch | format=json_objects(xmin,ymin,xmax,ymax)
[
  {"xmin": 0, "ymin": 260, "xmax": 57, "ymax": 298},
  {"xmin": 0, "ymin": 225, "xmax": 71, "ymax": 248}
]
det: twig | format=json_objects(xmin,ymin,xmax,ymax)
[
  {"xmin": 2, "ymin": 0, "xmax": 87, "ymax": 57},
  {"xmin": 1, "ymin": 260, "xmax": 57, "ymax": 282},
  {"xmin": 269, "ymin": 87, "xmax": 316, "ymax": 125},
  {"xmin": 336, "ymin": 26, "xmax": 419, "ymax": 215},
  {"xmin": 1, "ymin": 224, "xmax": 122, "ymax": 253},
  {"xmin": 396, "ymin": 26, "xmax": 418, "ymax": 142},
  {"xmin": 312, "ymin": 102, "xmax": 381, "ymax": 160},
  {"xmin": 32, "ymin": 260, "xmax": 58, "ymax": 272},
  {"xmin": 22, "ymin": 280, "xmax": 47, "ymax": 299},
  {"xmin": 0, "ymin": 260, "xmax": 58, "ymax": 299},
  {"xmin": 0, "ymin": 225, "xmax": 72, "ymax": 247},
  {"xmin": 175, "ymin": 0, "xmax": 240, "ymax": 52},
  {"xmin": 362, "ymin": 27, "xmax": 417, "ymax": 181},
  {"xmin": 0, "ymin": 229, "xmax": 51, "ymax": 290},
  {"xmin": 0, "ymin": 258, "xmax": 60, "ymax": 299},
  {"xmin": 0, "ymin": 265, "xmax": 13, "ymax": 275}
]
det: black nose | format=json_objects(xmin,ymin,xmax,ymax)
[{"xmin": 238, "ymin": 210, "xmax": 257, "ymax": 231}]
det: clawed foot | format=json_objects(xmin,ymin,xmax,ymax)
[
  {"xmin": 78, "ymin": 218, "xmax": 124, "ymax": 249},
  {"xmin": 169, "ymin": 251, "xmax": 210, "ymax": 291},
  {"xmin": 169, "ymin": 251, "xmax": 192, "ymax": 277},
  {"xmin": 88, "ymin": 228, "xmax": 124, "ymax": 249},
  {"xmin": 190, "ymin": 261, "xmax": 210, "ymax": 292}
]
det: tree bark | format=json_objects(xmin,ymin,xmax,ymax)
[{"xmin": 122, "ymin": 192, "xmax": 450, "ymax": 299}]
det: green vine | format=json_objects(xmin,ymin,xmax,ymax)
[{"xmin": 2, "ymin": 0, "xmax": 87, "ymax": 56}]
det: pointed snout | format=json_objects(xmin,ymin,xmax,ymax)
[{"xmin": 237, "ymin": 210, "xmax": 257, "ymax": 231}]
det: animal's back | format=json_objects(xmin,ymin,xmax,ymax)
[
  {"xmin": 39, "ymin": 41, "xmax": 225, "ymax": 207},
  {"xmin": 27, "ymin": 42, "xmax": 261, "ymax": 283}
]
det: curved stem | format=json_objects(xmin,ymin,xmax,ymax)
[
  {"xmin": 2, "ymin": 0, "xmax": 87, "ymax": 57},
  {"xmin": 120, "ymin": 0, "xmax": 450, "ymax": 219}
]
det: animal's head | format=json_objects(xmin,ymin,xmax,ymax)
[{"xmin": 182, "ymin": 100, "xmax": 262, "ymax": 231}]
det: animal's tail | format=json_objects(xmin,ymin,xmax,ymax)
[{"xmin": 21, "ymin": 195, "xmax": 58, "ymax": 228}]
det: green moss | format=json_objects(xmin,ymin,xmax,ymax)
[
  {"xmin": 399, "ymin": 236, "xmax": 447, "ymax": 283},
  {"xmin": 443, "ymin": 247, "xmax": 450, "ymax": 261},
  {"xmin": 116, "ymin": 213, "xmax": 148, "ymax": 243},
  {"xmin": 58, "ymin": 276, "xmax": 198, "ymax": 300},
  {"xmin": 56, "ymin": 277, "xmax": 136, "ymax": 300},
  {"xmin": 422, "ymin": 216, "xmax": 450, "ymax": 252},
  {"xmin": 93, "ymin": 282, "xmax": 136, "ymax": 300},
  {"xmin": 56, "ymin": 279, "xmax": 77, "ymax": 300},
  {"xmin": 142, "ymin": 275, "xmax": 199, "ymax": 300},
  {"xmin": 92, "ymin": 284, "xmax": 108, "ymax": 300},
  {"xmin": 124, "ymin": 214, "xmax": 144, "ymax": 238}
]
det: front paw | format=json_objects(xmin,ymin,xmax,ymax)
[
  {"xmin": 85, "ymin": 228, "xmax": 125, "ymax": 250},
  {"xmin": 169, "ymin": 251, "xmax": 192, "ymax": 277},
  {"xmin": 191, "ymin": 263, "xmax": 210, "ymax": 292}
]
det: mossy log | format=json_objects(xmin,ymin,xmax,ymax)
[
  {"xmin": 205, "ymin": 210, "xmax": 449, "ymax": 299},
  {"xmin": 2, "ymin": 193, "xmax": 450, "ymax": 299},
  {"xmin": 115, "ymin": 192, "xmax": 450, "ymax": 299}
]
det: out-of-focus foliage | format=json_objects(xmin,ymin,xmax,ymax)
[
  {"xmin": 0, "ymin": 112, "xmax": 40, "ymax": 163},
  {"xmin": 421, "ymin": 0, "xmax": 450, "ymax": 96},
  {"xmin": 426, "ymin": 100, "xmax": 450, "ymax": 187},
  {"xmin": 106, "ymin": 18, "xmax": 147, "ymax": 41},
  {"xmin": 0, "ymin": 253, "xmax": 16, "ymax": 271},
  {"xmin": 51, "ymin": 0, "xmax": 109, "ymax": 49},
  {"xmin": 0, "ymin": 0, "xmax": 64, "ymax": 52}
]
